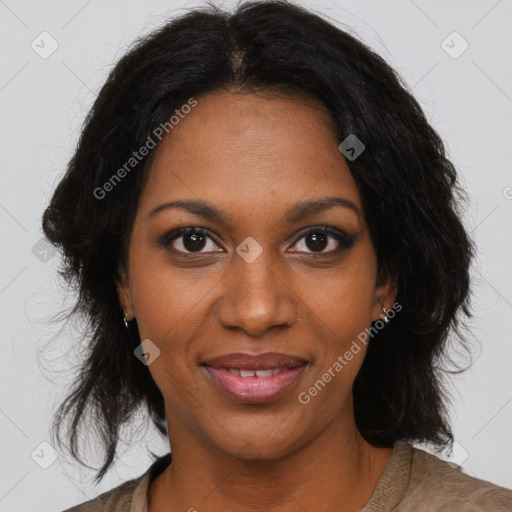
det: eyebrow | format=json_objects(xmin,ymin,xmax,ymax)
[{"xmin": 146, "ymin": 197, "xmax": 360, "ymax": 224}]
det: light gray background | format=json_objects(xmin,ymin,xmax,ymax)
[{"xmin": 1, "ymin": 0, "xmax": 511, "ymax": 510}]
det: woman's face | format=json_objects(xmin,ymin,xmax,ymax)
[{"xmin": 117, "ymin": 90, "xmax": 396, "ymax": 459}]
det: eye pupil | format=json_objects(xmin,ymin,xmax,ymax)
[
  {"xmin": 183, "ymin": 232, "xmax": 206, "ymax": 252},
  {"xmin": 306, "ymin": 232, "xmax": 328, "ymax": 252}
]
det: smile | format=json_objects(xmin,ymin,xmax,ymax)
[{"xmin": 202, "ymin": 364, "xmax": 307, "ymax": 403}]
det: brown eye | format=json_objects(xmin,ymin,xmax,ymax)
[
  {"xmin": 289, "ymin": 227, "xmax": 355, "ymax": 254},
  {"xmin": 304, "ymin": 232, "xmax": 329, "ymax": 252},
  {"xmin": 159, "ymin": 226, "xmax": 355, "ymax": 256},
  {"xmin": 159, "ymin": 227, "xmax": 223, "ymax": 254}
]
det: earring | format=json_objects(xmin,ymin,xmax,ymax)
[
  {"xmin": 381, "ymin": 307, "xmax": 390, "ymax": 324},
  {"xmin": 122, "ymin": 307, "xmax": 130, "ymax": 328}
]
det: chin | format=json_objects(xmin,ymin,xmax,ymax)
[{"xmin": 203, "ymin": 414, "xmax": 315, "ymax": 462}]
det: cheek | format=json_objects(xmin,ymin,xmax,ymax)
[
  {"xmin": 312, "ymin": 265, "xmax": 377, "ymax": 336},
  {"xmin": 127, "ymin": 256, "xmax": 219, "ymax": 390},
  {"xmin": 128, "ymin": 231, "xmax": 377, "ymax": 376},
  {"xmin": 130, "ymin": 271, "xmax": 202, "ymax": 402},
  {"xmin": 127, "ymin": 240, "xmax": 208, "ymax": 337},
  {"xmin": 304, "ymin": 260, "xmax": 377, "ymax": 381}
]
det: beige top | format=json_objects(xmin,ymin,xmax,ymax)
[{"xmin": 63, "ymin": 441, "xmax": 512, "ymax": 511}]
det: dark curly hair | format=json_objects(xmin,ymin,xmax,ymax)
[{"xmin": 42, "ymin": 0, "xmax": 476, "ymax": 484}]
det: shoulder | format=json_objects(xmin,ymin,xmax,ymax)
[
  {"xmin": 61, "ymin": 476, "xmax": 143, "ymax": 512},
  {"xmin": 61, "ymin": 452, "xmax": 172, "ymax": 512},
  {"xmin": 404, "ymin": 442, "xmax": 512, "ymax": 511}
]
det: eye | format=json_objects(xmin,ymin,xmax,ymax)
[
  {"xmin": 159, "ymin": 227, "xmax": 223, "ymax": 254},
  {"xmin": 159, "ymin": 225, "xmax": 356, "ymax": 256},
  {"xmin": 289, "ymin": 226, "xmax": 355, "ymax": 254}
]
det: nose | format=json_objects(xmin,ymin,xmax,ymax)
[{"xmin": 217, "ymin": 248, "xmax": 298, "ymax": 337}]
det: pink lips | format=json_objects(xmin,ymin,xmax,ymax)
[{"xmin": 201, "ymin": 352, "xmax": 308, "ymax": 404}]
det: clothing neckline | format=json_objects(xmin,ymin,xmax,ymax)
[
  {"xmin": 130, "ymin": 452, "xmax": 171, "ymax": 512},
  {"xmin": 131, "ymin": 441, "xmax": 413, "ymax": 512},
  {"xmin": 360, "ymin": 440, "xmax": 413, "ymax": 511}
]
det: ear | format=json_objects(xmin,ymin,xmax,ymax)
[
  {"xmin": 116, "ymin": 265, "xmax": 134, "ymax": 317},
  {"xmin": 371, "ymin": 264, "xmax": 398, "ymax": 322}
]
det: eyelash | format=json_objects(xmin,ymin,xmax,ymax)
[{"xmin": 158, "ymin": 226, "xmax": 355, "ymax": 256}]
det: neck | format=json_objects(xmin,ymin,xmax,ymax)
[{"xmin": 149, "ymin": 405, "xmax": 393, "ymax": 512}]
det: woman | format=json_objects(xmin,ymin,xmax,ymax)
[{"xmin": 43, "ymin": 1, "xmax": 512, "ymax": 511}]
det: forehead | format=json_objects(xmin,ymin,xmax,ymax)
[{"xmin": 139, "ymin": 91, "xmax": 363, "ymax": 224}]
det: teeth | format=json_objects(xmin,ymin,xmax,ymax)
[
  {"xmin": 255, "ymin": 369, "xmax": 273, "ymax": 378},
  {"xmin": 225, "ymin": 367, "xmax": 287, "ymax": 377}
]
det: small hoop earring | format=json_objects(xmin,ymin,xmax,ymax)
[{"xmin": 381, "ymin": 307, "xmax": 390, "ymax": 324}]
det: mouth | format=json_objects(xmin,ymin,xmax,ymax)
[{"xmin": 201, "ymin": 352, "xmax": 309, "ymax": 404}]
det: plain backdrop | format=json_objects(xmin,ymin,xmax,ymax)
[{"xmin": 0, "ymin": 0, "xmax": 511, "ymax": 510}]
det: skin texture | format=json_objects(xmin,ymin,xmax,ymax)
[{"xmin": 117, "ymin": 90, "xmax": 398, "ymax": 512}]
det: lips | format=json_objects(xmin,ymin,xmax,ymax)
[
  {"xmin": 202, "ymin": 352, "xmax": 309, "ymax": 370},
  {"xmin": 201, "ymin": 352, "xmax": 308, "ymax": 404}
]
